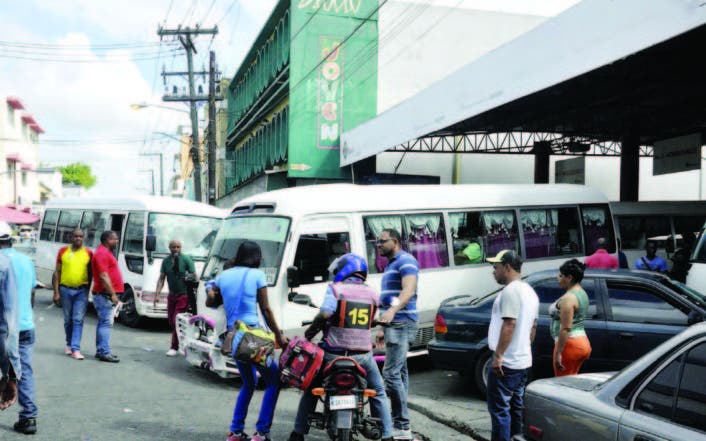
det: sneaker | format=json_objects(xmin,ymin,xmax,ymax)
[
  {"xmin": 96, "ymin": 353, "xmax": 120, "ymax": 363},
  {"xmin": 13, "ymin": 418, "xmax": 37, "ymax": 434},
  {"xmin": 251, "ymin": 432, "xmax": 271, "ymax": 441},
  {"xmin": 71, "ymin": 351, "xmax": 85, "ymax": 360},
  {"xmin": 393, "ymin": 429, "xmax": 413, "ymax": 440},
  {"xmin": 226, "ymin": 431, "xmax": 249, "ymax": 441},
  {"xmin": 165, "ymin": 349, "xmax": 179, "ymax": 357},
  {"xmin": 288, "ymin": 432, "xmax": 305, "ymax": 441},
  {"xmin": 65, "ymin": 346, "xmax": 72, "ymax": 355}
]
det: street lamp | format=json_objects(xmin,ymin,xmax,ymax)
[{"xmin": 130, "ymin": 102, "xmax": 190, "ymax": 114}]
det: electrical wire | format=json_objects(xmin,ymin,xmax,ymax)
[
  {"xmin": 201, "ymin": 0, "xmax": 219, "ymax": 24},
  {"xmin": 214, "ymin": 0, "xmax": 239, "ymax": 26}
]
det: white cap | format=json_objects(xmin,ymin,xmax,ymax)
[{"xmin": 0, "ymin": 221, "xmax": 11, "ymax": 240}]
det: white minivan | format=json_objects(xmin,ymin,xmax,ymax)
[
  {"xmin": 36, "ymin": 196, "xmax": 225, "ymax": 326},
  {"xmin": 177, "ymin": 183, "xmax": 617, "ymax": 378}
]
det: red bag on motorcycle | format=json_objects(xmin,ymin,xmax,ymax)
[{"xmin": 279, "ymin": 336, "xmax": 324, "ymax": 390}]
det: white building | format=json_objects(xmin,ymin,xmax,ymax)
[{"xmin": 0, "ymin": 97, "xmax": 44, "ymax": 209}]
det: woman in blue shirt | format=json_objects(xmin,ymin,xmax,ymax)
[{"xmin": 207, "ymin": 241, "xmax": 288, "ymax": 441}]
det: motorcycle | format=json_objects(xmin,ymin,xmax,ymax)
[{"xmin": 301, "ymin": 319, "xmax": 385, "ymax": 441}]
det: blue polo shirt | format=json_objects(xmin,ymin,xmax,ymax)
[
  {"xmin": 1, "ymin": 248, "xmax": 35, "ymax": 332},
  {"xmin": 380, "ymin": 250, "xmax": 420, "ymax": 322},
  {"xmin": 634, "ymin": 255, "xmax": 668, "ymax": 272}
]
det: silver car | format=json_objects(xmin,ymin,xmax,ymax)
[{"xmin": 515, "ymin": 322, "xmax": 706, "ymax": 441}]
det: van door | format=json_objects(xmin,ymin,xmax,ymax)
[
  {"xmin": 109, "ymin": 213, "xmax": 127, "ymax": 257},
  {"xmin": 283, "ymin": 216, "xmax": 352, "ymax": 332}
]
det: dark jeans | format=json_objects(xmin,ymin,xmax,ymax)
[
  {"xmin": 18, "ymin": 329, "xmax": 37, "ymax": 419},
  {"xmin": 486, "ymin": 364, "xmax": 528, "ymax": 441},
  {"xmin": 167, "ymin": 294, "xmax": 189, "ymax": 350}
]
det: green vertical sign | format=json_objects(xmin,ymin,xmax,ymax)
[{"xmin": 289, "ymin": 0, "xmax": 379, "ymax": 179}]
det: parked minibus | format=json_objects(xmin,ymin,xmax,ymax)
[
  {"xmin": 177, "ymin": 183, "xmax": 617, "ymax": 377},
  {"xmin": 611, "ymin": 201, "xmax": 706, "ymax": 269},
  {"xmin": 688, "ymin": 222, "xmax": 706, "ymax": 293},
  {"xmin": 36, "ymin": 196, "xmax": 225, "ymax": 326}
]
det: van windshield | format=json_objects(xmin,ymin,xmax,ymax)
[
  {"xmin": 202, "ymin": 216, "xmax": 290, "ymax": 285},
  {"xmin": 148, "ymin": 213, "xmax": 222, "ymax": 260}
]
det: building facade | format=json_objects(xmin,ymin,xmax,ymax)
[
  {"xmin": 218, "ymin": 0, "xmax": 379, "ymax": 205},
  {"xmin": 0, "ymin": 97, "xmax": 44, "ymax": 209}
]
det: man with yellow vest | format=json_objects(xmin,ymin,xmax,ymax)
[{"xmin": 52, "ymin": 229, "xmax": 92, "ymax": 360}]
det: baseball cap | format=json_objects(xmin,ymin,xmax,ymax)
[
  {"xmin": 486, "ymin": 249, "xmax": 522, "ymax": 266},
  {"xmin": 0, "ymin": 221, "xmax": 11, "ymax": 241}
]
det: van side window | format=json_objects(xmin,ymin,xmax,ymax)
[
  {"xmin": 123, "ymin": 213, "xmax": 145, "ymax": 254},
  {"xmin": 581, "ymin": 204, "xmax": 616, "ymax": 254},
  {"xmin": 481, "ymin": 210, "xmax": 520, "ymax": 258},
  {"xmin": 40, "ymin": 209, "xmax": 59, "ymax": 241},
  {"xmin": 450, "ymin": 212, "xmax": 484, "ymax": 265},
  {"xmin": 364, "ymin": 214, "xmax": 449, "ymax": 273},
  {"xmin": 403, "ymin": 213, "xmax": 448, "ymax": 270},
  {"xmin": 293, "ymin": 232, "xmax": 350, "ymax": 285},
  {"xmin": 364, "ymin": 215, "xmax": 404, "ymax": 274},
  {"xmin": 520, "ymin": 207, "xmax": 582, "ymax": 259},
  {"xmin": 80, "ymin": 211, "xmax": 109, "ymax": 248},
  {"xmin": 56, "ymin": 210, "xmax": 83, "ymax": 244}
]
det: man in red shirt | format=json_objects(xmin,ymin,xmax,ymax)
[
  {"xmin": 584, "ymin": 237, "xmax": 619, "ymax": 269},
  {"xmin": 91, "ymin": 231, "xmax": 123, "ymax": 363}
]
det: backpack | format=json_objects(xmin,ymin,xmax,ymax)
[{"xmin": 279, "ymin": 336, "xmax": 324, "ymax": 390}]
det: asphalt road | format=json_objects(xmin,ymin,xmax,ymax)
[{"xmin": 0, "ymin": 289, "xmax": 475, "ymax": 440}]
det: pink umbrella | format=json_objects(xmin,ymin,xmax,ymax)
[{"xmin": 0, "ymin": 206, "xmax": 40, "ymax": 224}]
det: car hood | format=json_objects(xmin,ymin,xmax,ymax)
[{"xmin": 530, "ymin": 372, "xmax": 616, "ymax": 392}]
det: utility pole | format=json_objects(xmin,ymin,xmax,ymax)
[
  {"xmin": 207, "ymin": 50, "xmax": 217, "ymax": 206},
  {"xmin": 158, "ymin": 25, "xmax": 218, "ymax": 202},
  {"xmin": 139, "ymin": 152, "xmax": 164, "ymax": 196}
]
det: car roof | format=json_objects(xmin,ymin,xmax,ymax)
[{"xmin": 528, "ymin": 268, "xmax": 672, "ymax": 284}]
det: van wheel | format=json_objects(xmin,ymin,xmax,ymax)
[
  {"xmin": 474, "ymin": 350, "xmax": 492, "ymax": 398},
  {"xmin": 119, "ymin": 288, "xmax": 143, "ymax": 328}
]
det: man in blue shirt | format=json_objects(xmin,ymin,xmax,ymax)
[
  {"xmin": 0, "ymin": 231, "xmax": 37, "ymax": 434},
  {"xmin": 634, "ymin": 240, "xmax": 668, "ymax": 273},
  {"xmin": 0, "ymin": 225, "xmax": 20, "ymax": 413},
  {"xmin": 376, "ymin": 229, "xmax": 420, "ymax": 441}
]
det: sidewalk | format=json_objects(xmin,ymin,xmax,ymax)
[{"xmin": 409, "ymin": 395, "xmax": 490, "ymax": 441}]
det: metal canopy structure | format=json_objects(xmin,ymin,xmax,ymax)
[{"xmin": 340, "ymin": 0, "xmax": 706, "ymax": 166}]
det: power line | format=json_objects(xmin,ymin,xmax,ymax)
[
  {"xmin": 0, "ymin": 49, "xmax": 182, "ymax": 63},
  {"xmin": 201, "ymin": 0, "xmax": 219, "ymax": 24},
  {"xmin": 214, "ymin": 0, "xmax": 239, "ymax": 25},
  {"xmin": 0, "ymin": 40, "xmax": 168, "ymax": 49}
]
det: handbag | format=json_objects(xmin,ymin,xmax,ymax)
[{"xmin": 219, "ymin": 269, "xmax": 276, "ymax": 367}]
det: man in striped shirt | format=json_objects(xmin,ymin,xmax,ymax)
[{"xmin": 377, "ymin": 228, "xmax": 419, "ymax": 441}]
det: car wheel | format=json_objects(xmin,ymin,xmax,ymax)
[
  {"xmin": 474, "ymin": 350, "xmax": 491, "ymax": 398},
  {"xmin": 119, "ymin": 288, "xmax": 143, "ymax": 328}
]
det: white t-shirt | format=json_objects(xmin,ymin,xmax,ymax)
[{"xmin": 487, "ymin": 280, "xmax": 539, "ymax": 370}]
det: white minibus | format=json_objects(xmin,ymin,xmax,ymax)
[
  {"xmin": 611, "ymin": 201, "xmax": 706, "ymax": 269},
  {"xmin": 36, "ymin": 196, "xmax": 225, "ymax": 326},
  {"xmin": 177, "ymin": 183, "xmax": 616, "ymax": 377},
  {"xmin": 688, "ymin": 222, "xmax": 706, "ymax": 293}
]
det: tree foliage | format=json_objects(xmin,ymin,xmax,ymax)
[{"xmin": 57, "ymin": 162, "xmax": 97, "ymax": 189}]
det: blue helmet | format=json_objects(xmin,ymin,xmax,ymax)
[{"xmin": 331, "ymin": 253, "xmax": 368, "ymax": 283}]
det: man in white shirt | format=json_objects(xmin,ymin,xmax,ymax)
[{"xmin": 485, "ymin": 250, "xmax": 539, "ymax": 441}]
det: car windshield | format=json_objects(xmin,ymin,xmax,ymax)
[
  {"xmin": 202, "ymin": 216, "xmax": 290, "ymax": 285},
  {"xmin": 666, "ymin": 279, "xmax": 706, "ymax": 308},
  {"xmin": 148, "ymin": 213, "xmax": 222, "ymax": 260}
]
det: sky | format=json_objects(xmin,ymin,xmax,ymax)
[
  {"xmin": 0, "ymin": 0, "xmax": 582, "ymax": 197},
  {"xmin": 0, "ymin": 0, "xmax": 277, "ymax": 196}
]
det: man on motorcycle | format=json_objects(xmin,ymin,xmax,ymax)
[{"xmin": 288, "ymin": 253, "xmax": 394, "ymax": 441}]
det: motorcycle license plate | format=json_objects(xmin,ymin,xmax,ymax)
[{"xmin": 329, "ymin": 395, "xmax": 357, "ymax": 410}]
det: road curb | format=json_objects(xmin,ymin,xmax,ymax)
[{"xmin": 408, "ymin": 398, "xmax": 489, "ymax": 441}]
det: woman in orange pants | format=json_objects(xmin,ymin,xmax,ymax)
[{"xmin": 549, "ymin": 259, "xmax": 592, "ymax": 376}]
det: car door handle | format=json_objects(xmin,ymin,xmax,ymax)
[
  {"xmin": 635, "ymin": 436, "xmax": 658, "ymax": 441},
  {"xmin": 619, "ymin": 332, "xmax": 635, "ymax": 339}
]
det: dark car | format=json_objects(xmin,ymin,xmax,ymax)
[{"xmin": 428, "ymin": 269, "xmax": 706, "ymax": 397}]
